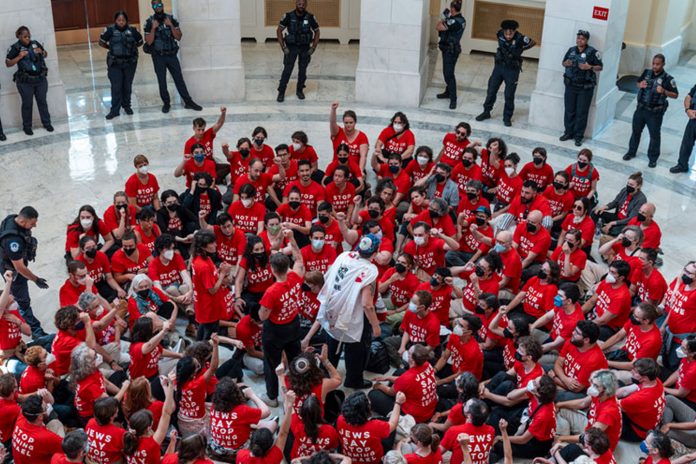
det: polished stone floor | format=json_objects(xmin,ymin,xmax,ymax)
[{"xmin": 0, "ymin": 41, "xmax": 695, "ymax": 462}]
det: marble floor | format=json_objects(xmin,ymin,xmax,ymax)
[{"xmin": 0, "ymin": 41, "xmax": 694, "ymax": 462}]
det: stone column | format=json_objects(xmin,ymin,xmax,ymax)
[
  {"xmin": 176, "ymin": 0, "xmax": 246, "ymax": 103},
  {"xmin": 528, "ymin": 0, "xmax": 629, "ymax": 138},
  {"xmin": 0, "ymin": 0, "xmax": 67, "ymax": 130},
  {"xmin": 355, "ymin": 0, "xmax": 430, "ymax": 107}
]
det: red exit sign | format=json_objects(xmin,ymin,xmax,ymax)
[{"xmin": 592, "ymin": 6, "xmax": 609, "ymax": 20}]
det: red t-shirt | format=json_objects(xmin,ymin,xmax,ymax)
[
  {"xmin": 446, "ymin": 335, "xmax": 483, "ymax": 379},
  {"xmin": 401, "ymin": 310, "xmax": 440, "ymax": 348},
  {"xmin": 227, "ymin": 151, "xmax": 252, "ymax": 182},
  {"xmin": 565, "ymin": 163, "xmax": 600, "ymax": 199},
  {"xmin": 289, "ymin": 144, "xmax": 318, "ymax": 163},
  {"xmin": 622, "ymin": 321, "xmax": 662, "ymax": 361},
  {"xmin": 78, "ymin": 250, "xmax": 111, "ymax": 284},
  {"xmin": 290, "ymin": 422, "xmax": 339, "ymax": 459},
  {"xmin": 415, "ymin": 281, "xmax": 452, "ymax": 326},
  {"xmin": 259, "ymin": 271, "xmax": 303, "ymax": 324},
  {"xmin": 75, "ymin": 370, "xmax": 106, "ymax": 417},
  {"xmin": 179, "ymin": 372, "xmax": 207, "ymax": 419},
  {"xmin": 561, "ymin": 215, "xmax": 596, "ymax": 246},
  {"xmin": 480, "ymin": 151, "xmax": 502, "ymax": 188},
  {"xmin": 65, "ymin": 220, "xmax": 111, "ymax": 252},
  {"xmin": 631, "ymin": 267, "xmax": 667, "ymax": 304},
  {"xmin": 209, "ymin": 404, "xmax": 262, "ymax": 449},
  {"xmin": 12, "ymin": 416, "xmax": 63, "ymax": 464},
  {"xmin": 439, "ymin": 133, "xmax": 471, "ymax": 167},
  {"xmin": 301, "ymin": 244, "xmax": 337, "ymax": 273},
  {"xmin": 620, "ymin": 380, "xmax": 665, "ymax": 439},
  {"xmin": 192, "ymin": 255, "xmax": 222, "ymax": 324},
  {"xmin": 520, "ymin": 161, "xmax": 555, "ymax": 191},
  {"xmin": 212, "ymin": 226, "xmax": 246, "ymax": 266},
  {"xmin": 410, "ymin": 211, "xmax": 456, "ymax": 238},
  {"xmin": 677, "ymin": 358, "xmax": 696, "ymax": 404},
  {"xmin": 441, "ymin": 423, "xmax": 494, "ymax": 464},
  {"xmin": 236, "ymin": 314, "xmax": 262, "ymax": 348},
  {"xmin": 551, "ymin": 247, "xmax": 587, "ymax": 282},
  {"xmin": 404, "ymin": 451, "xmax": 442, "ymax": 464},
  {"xmin": 0, "ymin": 309, "xmax": 24, "ymax": 351},
  {"xmin": 49, "ymin": 330, "xmax": 84, "ymax": 376},
  {"xmin": 357, "ymin": 208, "xmax": 397, "ymax": 241},
  {"xmin": 507, "ymin": 195, "xmax": 552, "ymax": 222},
  {"xmin": 283, "ymin": 180, "xmax": 326, "ymax": 214},
  {"xmin": 595, "ymin": 451, "xmax": 618, "ymax": 464},
  {"xmin": 134, "ymin": 224, "xmax": 161, "ymax": 254},
  {"xmin": 495, "ymin": 173, "xmax": 523, "ymax": 205},
  {"xmin": 180, "ymin": 158, "xmax": 216, "ymax": 188},
  {"xmin": 405, "ymin": 159, "xmax": 436, "ymax": 184},
  {"xmin": 59, "ymin": 280, "xmax": 87, "ymax": 307},
  {"xmin": 162, "ymin": 456, "xmax": 213, "ymax": 464},
  {"xmin": 498, "ymin": 248, "xmax": 522, "ymax": 293},
  {"xmin": 236, "ymin": 447, "xmax": 283, "ymax": 464},
  {"xmin": 325, "ymin": 182, "xmax": 356, "ymax": 214},
  {"xmin": 185, "ymin": 128, "xmax": 216, "ymax": 159},
  {"xmin": 337, "ymin": 416, "xmax": 391, "ymax": 464},
  {"xmin": 550, "ymin": 303, "xmax": 585, "ymax": 341},
  {"xmin": 521, "ymin": 277, "xmax": 557, "ymax": 319},
  {"xmin": 331, "ymin": 127, "xmax": 369, "ymax": 160},
  {"xmin": 325, "ymin": 159, "xmax": 363, "ymax": 182},
  {"xmin": 393, "ymin": 363, "xmax": 438, "ymax": 423},
  {"xmin": 526, "ymin": 397, "xmax": 556, "ymax": 441},
  {"xmin": 379, "ymin": 268, "xmax": 419, "ymax": 308},
  {"xmin": 127, "ymin": 287, "xmax": 171, "ymax": 329},
  {"xmin": 0, "ymin": 397, "xmax": 19, "ymax": 442},
  {"xmin": 276, "ymin": 203, "xmax": 312, "ymax": 228},
  {"xmin": 239, "ymin": 257, "xmax": 274, "ymax": 294},
  {"xmin": 103, "ymin": 204, "xmax": 137, "ymax": 232},
  {"xmin": 451, "ymin": 163, "xmax": 483, "ymax": 196},
  {"xmin": 559, "ymin": 340, "xmax": 608, "ymax": 388},
  {"xmin": 542, "ymin": 185, "xmax": 575, "ymax": 218},
  {"xmin": 666, "ymin": 279, "xmax": 696, "ymax": 337},
  {"xmin": 377, "ymin": 165, "xmax": 412, "ymax": 194},
  {"xmin": 269, "ymin": 160, "xmax": 299, "ymax": 193},
  {"xmin": 250, "ymin": 144, "xmax": 275, "ymax": 168},
  {"xmin": 148, "ymin": 254, "xmax": 186, "ymax": 288},
  {"xmin": 378, "ymin": 127, "xmax": 415, "ymax": 156},
  {"xmin": 587, "ymin": 396, "xmax": 621, "ymax": 451},
  {"xmin": 403, "ymin": 237, "xmax": 446, "ymax": 277},
  {"xmin": 19, "ymin": 365, "xmax": 45, "ymax": 394},
  {"xmin": 129, "ymin": 342, "xmax": 163, "ymax": 379},
  {"xmin": 628, "ymin": 217, "xmax": 662, "ymax": 249},
  {"xmin": 227, "ymin": 200, "xmax": 266, "ymax": 234},
  {"xmin": 86, "ymin": 418, "xmax": 126, "ymax": 464},
  {"xmin": 461, "ymin": 274, "xmax": 500, "ymax": 312},
  {"xmin": 125, "ymin": 173, "xmax": 160, "ymax": 207},
  {"xmin": 125, "ymin": 435, "xmax": 161, "ymax": 464},
  {"xmin": 233, "ymin": 173, "xmax": 274, "ymax": 203},
  {"xmin": 594, "ymin": 281, "xmax": 632, "ymax": 329},
  {"xmin": 111, "ymin": 244, "xmax": 151, "ymax": 275},
  {"xmin": 458, "ymin": 219, "xmax": 493, "ymax": 255},
  {"xmin": 513, "ymin": 224, "xmax": 551, "ymax": 264}
]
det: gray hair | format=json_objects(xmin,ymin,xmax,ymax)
[
  {"xmin": 382, "ymin": 451, "xmax": 407, "ymax": 464},
  {"xmin": 69, "ymin": 343, "xmax": 96, "ymax": 383},
  {"xmin": 77, "ymin": 292, "xmax": 98, "ymax": 311},
  {"xmin": 129, "ymin": 274, "xmax": 152, "ymax": 297},
  {"xmin": 590, "ymin": 370, "xmax": 617, "ymax": 397}
]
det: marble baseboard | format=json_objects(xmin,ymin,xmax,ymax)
[{"xmin": 0, "ymin": 81, "xmax": 69, "ymax": 128}]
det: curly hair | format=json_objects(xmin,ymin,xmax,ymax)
[
  {"xmin": 24, "ymin": 346, "xmax": 46, "ymax": 367},
  {"xmin": 69, "ymin": 343, "xmax": 97, "ymax": 385},
  {"xmin": 123, "ymin": 376, "xmax": 154, "ymax": 420},
  {"xmin": 287, "ymin": 353, "xmax": 323, "ymax": 398},
  {"xmin": 184, "ymin": 341, "xmax": 212, "ymax": 366},
  {"xmin": 341, "ymin": 392, "xmax": 370, "ymax": 425},
  {"xmin": 243, "ymin": 236, "xmax": 268, "ymax": 272},
  {"xmin": 0, "ymin": 373, "xmax": 16, "ymax": 397},
  {"xmin": 54, "ymin": 305, "xmax": 80, "ymax": 331},
  {"xmin": 211, "ymin": 377, "xmax": 246, "ymax": 412}
]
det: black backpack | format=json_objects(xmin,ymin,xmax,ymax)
[{"xmin": 366, "ymin": 340, "xmax": 390, "ymax": 374}]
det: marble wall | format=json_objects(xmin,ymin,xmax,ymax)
[
  {"xmin": 0, "ymin": 0, "xmax": 67, "ymax": 129},
  {"xmin": 176, "ymin": 0, "xmax": 246, "ymax": 103},
  {"xmin": 355, "ymin": 0, "xmax": 431, "ymax": 107},
  {"xmin": 529, "ymin": 0, "xmax": 628, "ymax": 138}
]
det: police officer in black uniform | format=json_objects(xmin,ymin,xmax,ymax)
[
  {"xmin": 5, "ymin": 26, "xmax": 53, "ymax": 136},
  {"xmin": 475, "ymin": 20, "xmax": 535, "ymax": 126},
  {"xmin": 99, "ymin": 11, "xmax": 143, "ymax": 120},
  {"xmin": 144, "ymin": 0, "xmax": 201, "ymax": 113},
  {"xmin": 670, "ymin": 82, "xmax": 696, "ymax": 173},
  {"xmin": 276, "ymin": 0, "xmax": 320, "ymax": 102},
  {"xmin": 435, "ymin": 1, "xmax": 465, "ymax": 110},
  {"xmin": 0, "ymin": 207, "xmax": 48, "ymax": 338},
  {"xmin": 623, "ymin": 54, "xmax": 678, "ymax": 168},
  {"xmin": 560, "ymin": 30, "xmax": 603, "ymax": 147}
]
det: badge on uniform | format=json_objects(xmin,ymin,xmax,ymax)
[
  {"xmin": 9, "ymin": 242, "xmax": 19, "ymax": 253},
  {"xmin": 595, "ymin": 51, "xmax": 601, "ymax": 60}
]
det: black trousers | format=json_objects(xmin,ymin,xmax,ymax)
[
  {"xmin": 107, "ymin": 59, "xmax": 138, "ymax": 113},
  {"xmin": 676, "ymin": 119, "xmax": 696, "ymax": 170},
  {"xmin": 563, "ymin": 84, "xmax": 594, "ymax": 139},
  {"xmin": 483, "ymin": 64, "xmax": 520, "ymax": 121},
  {"xmin": 17, "ymin": 78, "xmax": 50, "ymax": 129},
  {"xmin": 197, "ymin": 321, "xmax": 220, "ymax": 341},
  {"xmin": 262, "ymin": 318, "xmax": 302, "ymax": 399},
  {"xmin": 151, "ymin": 53, "xmax": 191, "ymax": 105},
  {"xmin": 278, "ymin": 45, "xmax": 311, "ymax": 93},
  {"xmin": 627, "ymin": 107, "xmax": 664, "ymax": 162},
  {"xmin": 327, "ymin": 318, "xmax": 371, "ymax": 388},
  {"xmin": 441, "ymin": 50, "xmax": 460, "ymax": 101},
  {"xmin": 10, "ymin": 273, "xmax": 43, "ymax": 337},
  {"xmin": 491, "ymin": 436, "xmax": 553, "ymax": 461},
  {"xmin": 95, "ymin": 279, "xmax": 118, "ymax": 303}
]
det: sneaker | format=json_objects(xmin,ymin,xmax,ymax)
[
  {"xmin": 296, "ymin": 90, "xmax": 305, "ymax": 100},
  {"xmin": 185, "ymin": 322, "xmax": 197, "ymax": 338},
  {"xmin": 162, "ymin": 103, "xmax": 170, "ymax": 113},
  {"xmin": 436, "ymin": 91, "xmax": 450, "ymax": 99},
  {"xmin": 44, "ymin": 124, "xmax": 54, "ymax": 132},
  {"xmin": 622, "ymin": 153, "xmax": 636, "ymax": 161},
  {"xmin": 277, "ymin": 92, "xmax": 285, "ymax": 103},
  {"xmin": 123, "ymin": 107, "xmax": 134, "ymax": 115},
  {"xmin": 475, "ymin": 111, "xmax": 491, "ymax": 121},
  {"xmin": 260, "ymin": 393, "xmax": 279, "ymax": 407},
  {"xmin": 559, "ymin": 133, "xmax": 573, "ymax": 141},
  {"xmin": 670, "ymin": 165, "xmax": 688, "ymax": 173},
  {"xmin": 23, "ymin": 128, "xmax": 33, "ymax": 136},
  {"xmin": 184, "ymin": 100, "xmax": 203, "ymax": 111}
]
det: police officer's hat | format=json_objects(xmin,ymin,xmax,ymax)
[
  {"xmin": 500, "ymin": 20, "xmax": 519, "ymax": 31},
  {"xmin": 577, "ymin": 29, "xmax": 590, "ymax": 39}
]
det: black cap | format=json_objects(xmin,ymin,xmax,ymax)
[
  {"xmin": 577, "ymin": 29, "xmax": 590, "ymax": 39},
  {"xmin": 501, "ymin": 19, "xmax": 519, "ymax": 30}
]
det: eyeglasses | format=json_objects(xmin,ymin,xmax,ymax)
[
  {"xmin": 152, "ymin": 3, "xmax": 163, "ymax": 8},
  {"xmin": 573, "ymin": 205, "xmax": 584, "ymax": 211},
  {"xmin": 456, "ymin": 131, "xmax": 467, "ymax": 136}
]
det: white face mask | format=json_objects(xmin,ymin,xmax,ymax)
[
  {"xmin": 605, "ymin": 273, "xmax": 617, "ymax": 284},
  {"xmin": 417, "ymin": 155, "xmax": 429, "ymax": 166},
  {"xmin": 292, "ymin": 142, "xmax": 302, "ymax": 151},
  {"xmin": 45, "ymin": 353, "xmax": 56, "ymax": 365},
  {"xmin": 163, "ymin": 249, "xmax": 175, "ymax": 261},
  {"xmin": 526, "ymin": 380, "xmax": 537, "ymax": 393},
  {"xmin": 95, "ymin": 354, "xmax": 104, "ymax": 367},
  {"xmin": 677, "ymin": 346, "xmax": 688, "ymax": 358},
  {"xmin": 504, "ymin": 167, "xmax": 515, "ymax": 177},
  {"xmin": 138, "ymin": 165, "xmax": 149, "ymax": 175},
  {"xmin": 80, "ymin": 218, "xmax": 93, "ymax": 229},
  {"xmin": 587, "ymin": 385, "xmax": 600, "ymax": 397},
  {"xmin": 408, "ymin": 302, "xmax": 418, "ymax": 313},
  {"xmin": 393, "ymin": 123, "xmax": 404, "ymax": 132},
  {"xmin": 413, "ymin": 236, "xmax": 425, "ymax": 246},
  {"xmin": 452, "ymin": 325, "xmax": 464, "ymax": 336},
  {"xmin": 311, "ymin": 239, "xmax": 325, "ymax": 250},
  {"xmin": 241, "ymin": 198, "xmax": 252, "ymax": 208}
]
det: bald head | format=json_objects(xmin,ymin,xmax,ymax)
[
  {"xmin": 496, "ymin": 230, "xmax": 512, "ymax": 251},
  {"xmin": 640, "ymin": 203, "xmax": 656, "ymax": 216},
  {"xmin": 527, "ymin": 210, "xmax": 542, "ymax": 224}
]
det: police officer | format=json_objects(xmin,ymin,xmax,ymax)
[
  {"xmin": 5, "ymin": 26, "xmax": 53, "ymax": 136},
  {"xmin": 560, "ymin": 30, "xmax": 603, "ymax": 147},
  {"xmin": 0, "ymin": 207, "xmax": 48, "ymax": 338},
  {"xmin": 623, "ymin": 54, "xmax": 678, "ymax": 168},
  {"xmin": 276, "ymin": 0, "xmax": 320, "ymax": 102},
  {"xmin": 144, "ymin": 0, "xmax": 201, "ymax": 113},
  {"xmin": 435, "ymin": 1, "xmax": 466, "ymax": 110},
  {"xmin": 475, "ymin": 20, "xmax": 535, "ymax": 126},
  {"xmin": 99, "ymin": 11, "xmax": 143, "ymax": 120},
  {"xmin": 670, "ymin": 82, "xmax": 696, "ymax": 174}
]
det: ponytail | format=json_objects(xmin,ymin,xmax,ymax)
[{"xmin": 123, "ymin": 432, "xmax": 140, "ymax": 456}]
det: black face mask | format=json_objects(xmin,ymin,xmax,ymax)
[
  {"xmin": 337, "ymin": 157, "xmax": 349, "ymax": 164},
  {"xmin": 318, "ymin": 215, "xmax": 329, "ymax": 224},
  {"xmin": 435, "ymin": 174, "xmax": 446, "ymax": 183},
  {"xmin": 117, "ymin": 204, "xmax": 128, "ymax": 212},
  {"xmin": 289, "ymin": 201, "xmax": 301, "ymax": 210},
  {"xmin": 636, "ymin": 213, "xmax": 646, "ymax": 223},
  {"xmin": 533, "ymin": 157, "xmax": 544, "ymax": 166},
  {"xmin": 521, "ymin": 195, "xmax": 533, "ymax": 204},
  {"xmin": 239, "ymin": 148, "xmax": 250, "ymax": 157},
  {"xmin": 166, "ymin": 204, "xmax": 178, "ymax": 212},
  {"xmin": 474, "ymin": 265, "xmax": 485, "ymax": 277},
  {"xmin": 577, "ymin": 161, "xmax": 588, "ymax": 169},
  {"xmin": 254, "ymin": 138, "xmax": 264, "ymax": 146},
  {"xmin": 553, "ymin": 181, "xmax": 567, "ymax": 191},
  {"xmin": 137, "ymin": 289, "xmax": 150, "ymax": 299},
  {"xmin": 503, "ymin": 329, "xmax": 514, "ymax": 339},
  {"xmin": 475, "ymin": 305, "xmax": 485, "ymax": 315},
  {"xmin": 629, "ymin": 314, "xmax": 641, "ymax": 326},
  {"xmin": 85, "ymin": 249, "xmax": 97, "ymax": 259},
  {"xmin": 683, "ymin": 274, "xmax": 694, "ymax": 286},
  {"xmin": 537, "ymin": 269, "xmax": 548, "ymax": 280},
  {"xmin": 626, "ymin": 185, "xmax": 636, "ymax": 194},
  {"xmin": 429, "ymin": 210, "xmax": 440, "ymax": 219},
  {"xmin": 123, "ymin": 247, "xmax": 136, "ymax": 256},
  {"xmin": 526, "ymin": 222, "xmax": 537, "ymax": 233},
  {"xmin": 368, "ymin": 209, "xmax": 380, "ymax": 219},
  {"xmin": 462, "ymin": 159, "xmax": 473, "ymax": 168},
  {"xmin": 198, "ymin": 185, "xmax": 209, "ymax": 192},
  {"xmin": 514, "ymin": 352, "xmax": 524, "ymax": 362},
  {"xmin": 621, "ymin": 237, "xmax": 632, "ymax": 248},
  {"xmin": 301, "ymin": 283, "xmax": 312, "ymax": 292},
  {"xmin": 475, "ymin": 217, "xmax": 486, "ymax": 227},
  {"xmin": 631, "ymin": 377, "xmax": 641, "ymax": 385},
  {"xmin": 466, "ymin": 192, "xmax": 478, "ymax": 201},
  {"xmin": 74, "ymin": 321, "xmax": 85, "ymax": 331},
  {"xmin": 395, "ymin": 263, "xmax": 406, "ymax": 274},
  {"xmin": 253, "ymin": 252, "xmax": 266, "ymax": 261}
]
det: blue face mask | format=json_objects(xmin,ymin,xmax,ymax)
[
  {"xmin": 389, "ymin": 165, "xmax": 399, "ymax": 174},
  {"xmin": 554, "ymin": 295, "xmax": 564, "ymax": 307},
  {"xmin": 494, "ymin": 244, "xmax": 506, "ymax": 253},
  {"xmin": 640, "ymin": 440, "xmax": 649, "ymax": 454},
  {"xmin": 194, "ymin": 154, "xmax": 205, "ymax": 163}
]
